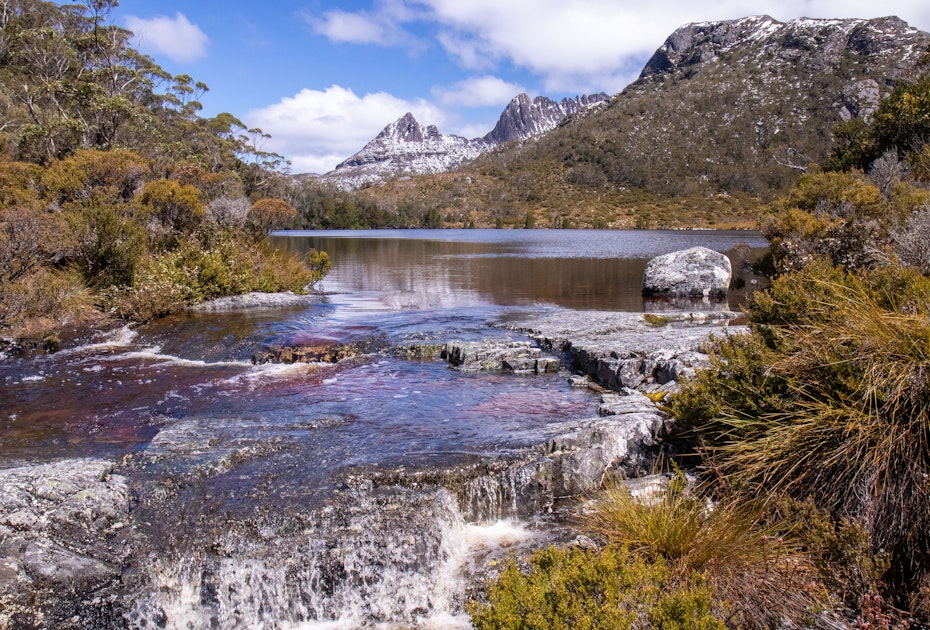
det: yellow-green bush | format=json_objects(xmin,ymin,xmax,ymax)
[
  {"xmin": 108, "ymin": 234, "xmax": 330, "ymax": 321},
  {"xmin": 468, "ymin": 545, "xmax": 724, "ymax": 630}
]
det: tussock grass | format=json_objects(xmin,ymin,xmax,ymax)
[
  {"xmin": 673, "ymin": 261, "xmax": 930, "ymax": 614},
  {"xmin": 584, "ymin": 472, "xmax": 824, "ymax": 628}
]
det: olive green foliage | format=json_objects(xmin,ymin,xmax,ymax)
[
  {"xmin": 584, "ymin": 474, "xmax": 823, "ymax": 628},
  {"xmin": 763, "ymin": 169, "xmax": 930, "ymax": 273},
  {"xmin": 672, "ymin": 262, "xmax": 930, "ymax": 615},
  {"xmin": 108, "ymin": 235, "xmax": 330, "ymax": 321},
  {"xmin": 245, "ymin": 198, "xmax": 297, "ymax": 238},
  {"xmin": 828, "ymin": 74, "xmax": 930, "ymax": 180},
  {"xmin": 0, "ymin": 2, "xmax": 331, "ymax": 338},
  {"xmin": 468, "ymin": 545, "xmax": 724, "ymax": 630},
  {"xmin": 137, "ymin": 179, "xmax": 205, "ymax": 247}
]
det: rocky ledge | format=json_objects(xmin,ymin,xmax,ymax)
[
  {"xmin": 189, "ymin": 291, "xmax": 320, "ymax": 312},
  {"xmin": 507, "ymin": 309, "xmax": 743, "ymax": 397},
  {"xmin": 0, "ymin": 459, "xmax": 131, "ymax": 628}
]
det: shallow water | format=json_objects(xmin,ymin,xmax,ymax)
[{"xmin": 0, "ymin": 229, "xmax": 767, "ymax": 627}]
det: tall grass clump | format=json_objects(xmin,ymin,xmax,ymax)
[
  {"xmin": 583, "ymin": 472, "xmax": 823, "ymax": 628},
  {"xmin": 672, "ymin": 260, "xmax": 930, "ymax": 616}
]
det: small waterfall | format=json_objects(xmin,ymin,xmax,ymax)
[
  {"xmin": 126, "ymin": 486, "xmax": 496, "ymax": 629},
  {"xmin": 460, "ymin": 461, "xmax": 554, "ymax": 521}
]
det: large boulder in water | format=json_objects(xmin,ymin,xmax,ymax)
[{"xmin": 642, "ymin": 246, "xmax": 731, "ymax": 298}]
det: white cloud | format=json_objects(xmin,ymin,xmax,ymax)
[
  {"xmin": 306, "ymin": 10, "xmax": 393, "ymax": 45},
  {"xmin": 124, "ymin": 13, "xmax": 209, "ymax": 63},
  {"xmin": 246, "ymin": 85, "xmax": 446, "ymax": 174},
  {"xmin": 305, "ymin": 0, "xmax": 427, "ymax": 48},
  {"xmin": 434, "ymin": 76, "xmax": 526, "ymax": 107},
  {"xmin": 418, "ymin": 0, "xmax": 930, "ymax": 93}
]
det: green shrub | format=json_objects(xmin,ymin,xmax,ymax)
[
  {"xmin": 467, "ymin": 545, "xmax": 724, "ymax": 630},
  {"xmin": 672, "ymin": 262, "xmax": 930, "ymax": 613},
  {"xmin": 70, "ymin": 199, "xmax": 146, "ymax": 289},
  {"xmin": 108, "ymin": 235, "xmax": 330, "ymax": 321}
]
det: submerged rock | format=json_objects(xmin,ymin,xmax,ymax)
[{"xmin": 642, "ymin": 246, "xmax": 732, "ymax": 298}]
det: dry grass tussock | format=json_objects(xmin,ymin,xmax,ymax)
[{"xmin": 584, "ymin": 472, "xmax": 827, "ymax": 628}]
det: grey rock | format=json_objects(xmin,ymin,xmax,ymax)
[
  {"xmin": 439, "ymin": 340, "xmax": 561, "ymax": 374},
  {"xmin": 190, "ymin": 291, "xmax": 319, "ymax": 312},
  {"xmin": 0, "ymin": 459, "xmax": 130, "ymax": 623},
  {"xmin": 642, "ymin": 246, "xmax": 732, "ymax": 298}
]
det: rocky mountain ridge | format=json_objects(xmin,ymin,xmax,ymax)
[{"xmin": 322, "ymin": 92, "xmax": 608, "ymax": 190}]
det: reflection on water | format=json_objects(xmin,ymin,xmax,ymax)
[{"xmin": 275, "ymin": 229, "xmax": 768, "ymax": 311}]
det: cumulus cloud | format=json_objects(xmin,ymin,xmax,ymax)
[
  {"xmin": 124, "ymin": 13, "xmax": 209, "ymax": 63},
  {"xmin": 246, "ymin": 85, "xmax": 446, "ymax": 174},
  {"xmin": 421, "ymin": 0, "xmax": 930, "ymax": 92},
  {"xmin": 433, "ymin": 76, "xmax": 526, "ymax": 107}
]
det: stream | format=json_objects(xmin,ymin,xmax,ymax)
[{"xmin": 0, "ymin": 229, "xmax": 767, "ymax": 628}]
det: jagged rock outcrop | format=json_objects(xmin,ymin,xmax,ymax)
[
  {"xmin": 642, "ymin": 247, "xmax": 732, "ymax": 298},
  {"xmin": 359, "ymin": 15, "xmax": 930, "ymax": 218},
  {"xmin": 612, "ymin": 15, "xmax": 930, "ymax": 194},
  {"xmin": 482, "ymin": 93, "xmax": 608, "ymax": 145},
  {"xmin": 323, "ymin": 92, "xmax": 607, "ymax": 189}
]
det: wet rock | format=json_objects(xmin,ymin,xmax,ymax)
[
  {"xmin": 642, "ymin": 246, "xmax": 732, "ymax": 298},
  {"xmin": 439, "ymin": 340, "xmax": 561, "ymax": 374},
  {"xmin": 0, "ymin": 459, "xmax": 130, "ymax": 627},
  {"xmin": 253, "ymin": 336, "xmax": 387, "ymax": 364}
]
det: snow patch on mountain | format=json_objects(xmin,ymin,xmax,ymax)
[{"xmin": 322, "ymin": 93, "xmax": 608, "ymax": 190}]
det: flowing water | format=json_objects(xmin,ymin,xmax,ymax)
[{"xmin": 0, "ymin": 229, "xmax": 767, "ymax": 628}]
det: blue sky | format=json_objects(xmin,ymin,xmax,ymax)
[{"xmin": 108, "ymin": 1, "xmax": 930, "ymax": 174}]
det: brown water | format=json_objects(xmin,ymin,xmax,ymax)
[{"xmin": 0, "ymin": 229, "xmax": 767, "ymax": 628}]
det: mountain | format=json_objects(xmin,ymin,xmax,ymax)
[
  {"xmin": 541, "ymin": 15, "xmax": 930, "ymax": 199},
  {"xmin": 482, "ymin": 93, "xmax": 609, "ymax": 144},
  {"xmin": 322, "ymin": 93, "xmax": 608, "ymax": 189},
  {"xmin": 358, "ymin": 15, "xmax": 929, "ymax": 229},
  {"xmin": 322, "ymin": 113, "xmax": 488, "ymax": 190}
]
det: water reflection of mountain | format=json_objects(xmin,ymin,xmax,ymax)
[{"xmin": 276, "ymin": 230, "xmax": 768, "ymax": 312}]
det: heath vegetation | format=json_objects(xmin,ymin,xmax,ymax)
[{"xmin": 0, "ymin": 0, "xmax": 332, "ymax": 344}]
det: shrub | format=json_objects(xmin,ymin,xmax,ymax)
[
  {"xmin": 468, "ymin": 545, "xmax": 724, "ymax": 630},
  {"xmin": 891, "ymin": 204, "xmax": 930, "ymax": 273},
  {"xmin": 137, "ymin": 179, "xmax": 205, "ymax": 247},
  {"xmin": 42, "ymin": 149, "xmax": 150, "ymax": 204},
  {"xmin": 583, "ymin": 473, "xmax": 823, "ymax": 628},
  {"xmin": 70, "ymin": 199, "xmax": 146, "ymax": 289},
  {"xmin": 207, "ymin": 196, "xmax": 250, "ymax": 229},
  {"xmin": 108, "ymin": 235, "xmax": 330, "ymax": 321},
  {"xmin": 245, "ymin": 198, "xmax": 297, "ymax": 239},
  {"xmin": 0, "ymin": 267, "xmax": 95, "ymax": 334},
  {"xmin": 672, "ymin": 262, "xmax": 930, "ymax": 614}
]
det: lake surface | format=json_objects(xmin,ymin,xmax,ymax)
[
  {"xmin": 277, "ymin": 229, "xmax": 768, "ymax": 311},
  {"xmin": 0, "ymin": 229, "xmax": 767, "ymax": 628}
]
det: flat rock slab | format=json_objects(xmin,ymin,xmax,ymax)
[
  {"xmin": 190, "ymin": 291, "xmax": 319, "ymax": 312},
  {"xmin": 504, "ymin": 309, "xmax": 744, "ymax": 393}
]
